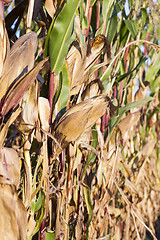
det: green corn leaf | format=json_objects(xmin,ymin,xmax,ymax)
[
  {"xmin": 124, "ymin": 20, "xmax": 138, "ymax": 39},
  {"xmin": 83, "ymin": 186, "xmax": 93, "ymax": 239},
  {"xmin": 31, "ymin": 191, "xmax": 45, "ymax": 238},
  {"xmin": 46, "ymin": 231, "xmax": 55, "ymax": 240},
  {"xmin": 34, "ymin": 190, "xmax": 42, "ymax": 212},
  {"xmin": 116, "ymin": 55, "xmax": 147, "ymax": 83},
  {"xmin": 145, "ymin": 52, "xmax": 160, "ymax": 84},
  {"xmin": 91, "ymin": 0, "xmax": 97, "ymax": 6},
  {"xmin": 81, "ymin": 126, "xmax": 98, "ymax": 180},
  {"xmin": 59, "ymin": 63, "xmax": 70, "ymax": 111},
  {"xmin": 106, "ymin": 5, "xmax": 118, "ymax": 43},
  {"xmin": 48, "ymin": 0, "xmax": 80, "ymax": 74}
]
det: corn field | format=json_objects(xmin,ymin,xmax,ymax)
[{"xmin": 0, "ymin": 0, "xmax": 160, "ymax": 239}]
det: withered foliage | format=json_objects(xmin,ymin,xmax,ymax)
[{"xmin": 0, "ymin": 1, "xmax": 160, "ymax": 240}]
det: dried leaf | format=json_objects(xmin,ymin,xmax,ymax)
[
  {"xmin": 108, "ymin": 206, "xmax": 121, "ymax": 218},
  {"xmin": 140, "ymin": 139, "xmax": 156, "ymax": 157},
  {"xmin": 4, "ymin": 147, "xmax": 20, "ymax": 188},
  {"xmin": 45, "ymin": 0, "xmax": 56, "ymax": 18},
  {"xmin": 27, "ymin": 216, "xmax": 36, "ymax": 238},
  {"xmin": 8, "ymin": 31, "xmax": 38, "ymax": 86},
  {"xmin": 0, "ymin": 184, "xmax": 27, "ymax": 240},
  {"xmin": 0, "ymin": 147, "xmax": 27, "ymax": 240},
  {"xmin": 0, "ymin": 147, "xmax": 20, "ymax": 188},
  {"xmin": 1, "ymin": 58, "xmax": 48, "ymax": 116},
  {"xmin": 16, "ymin": 80, "xmax": 39, "ymax": 133},
  {"xmin": 0, "ymin": 15, "xmax": 10, "ymax": 99},
  {"xmin": 26, "ymin": 0, "xmax": 35, "ymax": 29},
  {"xmin": 135, "ymin": 81, "xmax": 150, "ymax": 102},
  {"xmin": 118, "ymin": 111, "xmax": 141, "ymax": 138},
  {"xmin": 45, "ymin": 0, "xmax": 66, "ymax": 18}
]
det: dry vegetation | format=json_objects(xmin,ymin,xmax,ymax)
[{"xmin": 0, "ymin": 0, "xmax": 160, "ymax": 239}]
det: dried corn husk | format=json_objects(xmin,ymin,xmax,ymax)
[
  {"xmin": 52, "ymin": 94, "xmax": 115, "ymax": 156},
  {"xmin": 81, "ymin": 79, "xmax": 104, "ymax": 100},
  {"xmin": 66, "ymin": 34, "xmax": 110, "ymax": 96}
]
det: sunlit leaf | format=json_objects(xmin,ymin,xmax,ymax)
[
  {"xmin": 59, "ymin": 63, "xmax": 70, "ymax": 110},
  {"xmin": 83, "ymin": 186, "xmax": 93, "ymax": 239},
  {"xmin": 48, "ymin": 0, "xmax": 80, "ymax": 74},
  {"xmin": 116, "ymin": 56, "xmax": 147, "ymax": 83},
  {"xmin": 46, "ymin": 231, "xmax": 55, "ymax": 240},
  {"xmin": 124, "ymin": 20, "xmax": 138, "ymax": 39}
]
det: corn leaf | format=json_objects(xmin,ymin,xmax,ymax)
[
  {"xmin": 48, "ymin": 0, "xmax": 80, "ymax": 74},
  {"xmin": 59, "ymin": 63, "xmax": 70, "ymax": 111}
]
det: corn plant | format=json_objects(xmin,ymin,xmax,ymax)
[{"xmin": 0, "ymin": 0, "xmax": 160, "ymax": 240}]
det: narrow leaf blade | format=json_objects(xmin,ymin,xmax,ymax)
[{"xmin": 49, "ymin": 0, "xmax": 80, "ymax": 74}]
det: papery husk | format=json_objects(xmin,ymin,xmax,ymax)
[
  {"xmin": 66, "ymin": 34, "xmax": 110, "ymax": 96},
  {"xmin": 81, "ymin": 79, "xmax": 104, "ymax": 100},
  {"xmin": 52, "ymin": 94, "xmax": 115, "ymax": 156}
]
